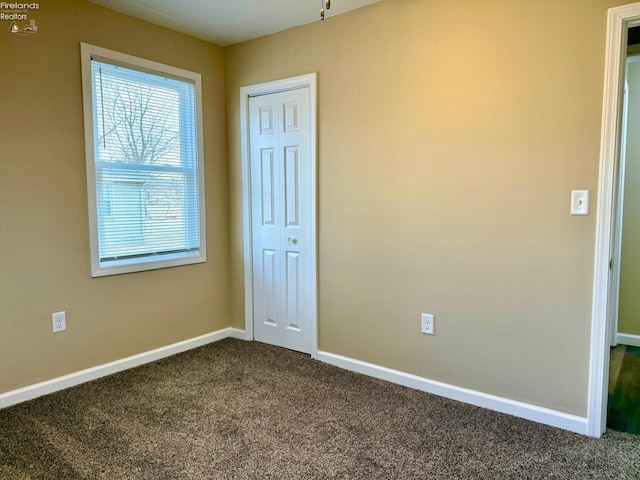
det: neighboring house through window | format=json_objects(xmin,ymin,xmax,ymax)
[{"xmin": 80, "ymin": 43, "xmax": 206, "ymax": 277}]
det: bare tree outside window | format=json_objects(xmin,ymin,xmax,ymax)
[{"xmin": 99, "ymin": 81, "xmax": 180, "ymax": 165}]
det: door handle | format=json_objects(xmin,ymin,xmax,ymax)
[{"xmin": 288, "ymin": 237, "xmax": 298, "ymax": 245}]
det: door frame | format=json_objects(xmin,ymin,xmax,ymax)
[
  {"xmin": 589, "ymin": 2, "xmax": 640, "ymax": 437},
  {"xmin": 239, "ymin": 73, "xmax": 318, "ymax": 358}
]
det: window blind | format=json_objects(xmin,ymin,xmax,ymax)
[{"xmin": 90, "ymin": 58, "xmax": 201, "ymax": 267}]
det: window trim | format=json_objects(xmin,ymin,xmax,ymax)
[{"xmin": 80, "ymin": 43, "xmax": 206, "ymax": 277}]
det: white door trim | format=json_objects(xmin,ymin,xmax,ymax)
[
  {"xmin": 589, "ymin": 2, "xmax": 640, "ymax": 437},
  {"xmin": 239, "ymin": 73, "xmax": 318, "ymax": 358}
]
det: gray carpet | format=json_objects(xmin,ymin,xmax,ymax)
[{"xmin": 1, "ymin": 339, "xmax": 639, "ymax": 479}]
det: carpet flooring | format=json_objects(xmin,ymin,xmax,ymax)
[{"xmin": 1, "ymin": 338, "xmax": 639, "ymax": 479}]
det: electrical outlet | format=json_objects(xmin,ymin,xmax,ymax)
[
  {"xmin": 52, "ymin": 311, "xmax": 66, "ymax": 333},
  {"xmin": 421, "ymin": 313, "xmax": 434, "ymax": 335}
]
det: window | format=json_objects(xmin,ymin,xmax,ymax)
[{"xmin": 80, "ymin": 43, "xmax": 206, "ymax": 277}]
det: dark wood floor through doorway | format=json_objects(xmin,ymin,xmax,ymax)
[{"xmin": 608, "ymin": 344, "xmax": 640, "ymax": 435}]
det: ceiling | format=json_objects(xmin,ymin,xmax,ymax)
[{"xmin": 90, "ymin": 0, "xmax": 384, "ymax": 47}]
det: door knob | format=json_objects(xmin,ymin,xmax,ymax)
[{"xmin": 288, "ymin": 237, "xmax": 298, "ymax": 245}]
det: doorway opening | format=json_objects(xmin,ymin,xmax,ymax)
[{"xmin": 606, "ymin": 27, "xmax": 640, "ymax": 436}]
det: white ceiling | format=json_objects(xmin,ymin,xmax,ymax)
[{"xmin": 90, "ymin": 0, "xmax": 384, "ymax": 46}]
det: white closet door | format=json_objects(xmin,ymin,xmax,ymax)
[{"xmin": 249, "ymin": 87, "xmax": 312, "ymax": 354}]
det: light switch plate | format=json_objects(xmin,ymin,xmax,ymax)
[{"xmin": 571, "ymin": 190, "xmax": 589, "ymax": 216}]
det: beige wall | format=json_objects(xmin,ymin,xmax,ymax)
[
  {"xmin": 0, "ymin": 0, "xmax": 229, "ymax": 394},
  {"xmin": 619, "ymin": 58, "xmax": 640, "ymax": 336},
  {"xmin": 225, "ymin": 0, "xmax": 629, "ymax": 416}
]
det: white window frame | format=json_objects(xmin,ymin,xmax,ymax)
[{"xmin": 80, "ymin": 43, "xmax": 206, "ymax": 277}]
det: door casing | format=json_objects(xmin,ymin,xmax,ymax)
[
  {"xmin": 239, "ymin": 73, "xmax": 318, "ymax": 358},
  {"xmin": 590, "ymin": 1, "xmax": 640, "ymax": 438}
]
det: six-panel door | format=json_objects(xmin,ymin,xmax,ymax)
[{"xmin": 249, "ymin": 87, "xmax": 312, "ymax": 354}]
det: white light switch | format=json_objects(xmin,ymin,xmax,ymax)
[{"xmin": 571, "ymin": 190, "xmax": 589, "ymax": 216}]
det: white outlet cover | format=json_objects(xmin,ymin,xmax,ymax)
[
  {"xmin": 421, "ymin": 313, "xmax": 434, "ymax": 335},
  {"xmin": 52, "ymin": 311, "xmax": 66, "ymax": 333}
]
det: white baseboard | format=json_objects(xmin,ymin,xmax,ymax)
[
  {"xmin": 617, "ymin": 332, "xmax": 640, "ymax": 347},
  {"xmin": 0, "ymin": 327, "xmax": 245, "ymax": 410},
  {"xmin": 1, "ymin": 332, "xmax": 587, "ymax": 435},
  {"xmin": 317, "ymin": 351, "xmax": 588, "ymax": 435}
]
